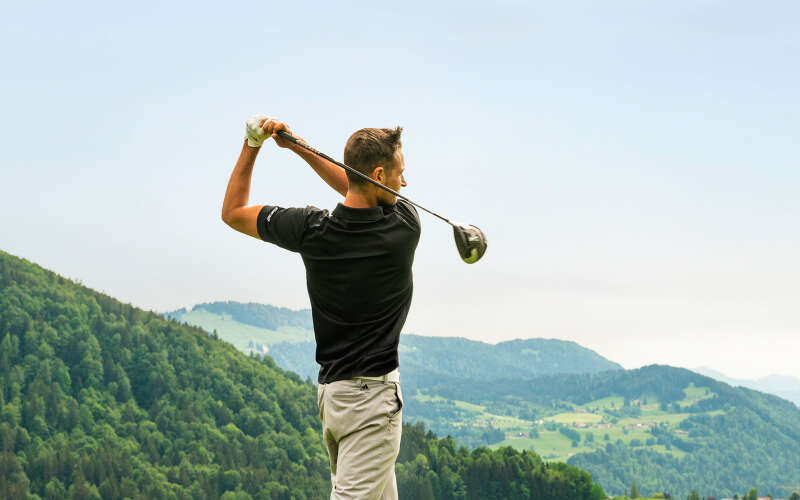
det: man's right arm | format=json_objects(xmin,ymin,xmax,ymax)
[{"xmin": 275, "ymin": 134, "xmax": 349, "ymax": 197}]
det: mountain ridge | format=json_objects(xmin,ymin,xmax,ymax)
[
  {"xmin": 0, "ymin": 249, "xmax": 607, "ymax": 499},
  {"xmin": 165, "ymin": 301, "xmax": 624, "ymax": 381},
  {"xmin": 694, "ymin": 366, "xmax": 800, "ymax": 406},
  {"xmin": 166, "ymin": 300, "xmax": 800, "ymax": 498}
]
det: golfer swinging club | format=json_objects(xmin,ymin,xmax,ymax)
[{"xmin": 221, "ymin": 115, "xmax": 419, "ymax": 499}]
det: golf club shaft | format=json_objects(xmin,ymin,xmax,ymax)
[{"xmin": 277, "ymin": 130, "xmax": 454, "ymax": 226}]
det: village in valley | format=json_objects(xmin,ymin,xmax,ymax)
[{"xmin": 455, "ymin": 384, "xmax": 722, "ymax": 462}]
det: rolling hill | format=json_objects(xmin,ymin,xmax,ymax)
[
  {"xmin": 166, "ymin": 301, "xmax": 800, "ymax": 498},
  {"xmin": 0, "ymin": 250, "xmax": 606, "ymax": 499},
  {"xmin": 165, "ymin": 302, "xmax": 622, "ymax": 383}
]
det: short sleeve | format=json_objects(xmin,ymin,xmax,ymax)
[
  {"xmin": 394, "ymin": 199, "xmax": 421, "ymax": 233},
  {"xmin": 257, "ymin": 205, "xmax": 319, "ymax": 253}
]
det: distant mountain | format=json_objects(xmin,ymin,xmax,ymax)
[
  {"xmin": 0, "ymin": 250, "xmax": 607, "ymax": 499},
  {"xmin": 166, "ymin": 300, "xmax": 800, "ymax": 498},
  {"xmin": 262, "ymin": 336, "xmax": 624, "ymax": 390},
  {"xmin": 694, "ymin": 366, "xmax": 800, "ymax": 406},
  {"xmin": 164, "ymin": 302, "xmax": 313, "ymax": 355},
  {"xmin": 400, "ymin": 335, "xmax": 623, "ymax": 380},
  {"xmin": 166, "ymin": 301, "xmax": 313, "ymax": 331},
  {"xmin": 165, "ymin": 301, "xmax": 623, "ymax": 384}
]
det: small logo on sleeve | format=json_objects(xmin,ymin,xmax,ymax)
[{"xmin": 266, "ymin": 207, "xmax": 279, "ymax": 223}]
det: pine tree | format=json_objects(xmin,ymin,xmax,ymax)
[{"xmin": 630, "ymin": 482, "xmax": 639, "ymax": 498}]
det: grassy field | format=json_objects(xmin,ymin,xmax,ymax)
[
  {"xmin": 176, "ymin": 309, "xmax": 313, "ymax": 351},
  {"xmin": 677, "ymin": 382, "xmax": 715, "ymax": 407},
  {"xmin": 618, "ymin": 412, "xmax": 691, "ymax": 425},
  {"xmin": 544, "ymin": 412, "xmax": 603, "ymax": 424},
  {"xmin": 491, "ymin": 431, "xmax": 600, "ymax": 461},
  {"xmin": 577, "ymin": 395, "xmax": 625, "ymax": 411},
  {"xmin": 492, "ymin": 422, "xmax": 690, "ymax": 462},
  {"xmin": 417, "ymin": 385, "xmax": 714, "ymax": 463},
  {"xmin": 414, "ymin": 395, "xmax": 539, "ymax": 430},
  {"xmin": 413, "ymin": 392, "xmax": 699, "ymax": 462},
  {"xmin": 453, "ymin": 400, "xmax": 486, "ymax": 413}
]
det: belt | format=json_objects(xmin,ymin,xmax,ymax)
[{"xmin": 352, "ymin": 368, "xmax": 400, "ymax": 383}]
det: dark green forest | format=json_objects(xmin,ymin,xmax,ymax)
[{"xmin": 0, "ymin": 250, "xmax": 606, "ymax": 499}]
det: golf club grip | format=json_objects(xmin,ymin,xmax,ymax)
[{"xmin": 276, "ymin": 131, "xmax": 452, "ymax": 225}]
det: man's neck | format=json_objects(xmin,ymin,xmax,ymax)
[{"xmin": 343, "ymin": 189, "xmax": 379, "ymax": 208}]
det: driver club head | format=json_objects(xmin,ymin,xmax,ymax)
[{"xmin": 452, "ymin": 224, "xmax": 487, "ymax": 264}]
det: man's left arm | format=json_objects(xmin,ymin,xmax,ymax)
[
  {"xmin": 221, "ymin": 138, "xmax": 264, "ymax": 239},
  {"xmin": 222, "ymin": 115, "xmax": 345, "ymax": 240}
]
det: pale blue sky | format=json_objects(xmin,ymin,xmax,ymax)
[{"xmin": 2, "ymin": 1, "xmax": 798, "ymax": 378}]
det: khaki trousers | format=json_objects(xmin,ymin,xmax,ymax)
[{"xmin": 317, "ymin": 376, "xmax": 403, "ymax": 499}]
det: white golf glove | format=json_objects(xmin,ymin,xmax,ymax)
[{"xmin": 245, "ymin": 114, "xmax": 270, "ymax": 147}]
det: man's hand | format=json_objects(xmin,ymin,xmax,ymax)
[
  {"xmin": 246, "ymin": 114, "xmax": 303, "ymax": 150},
  {"xmin": 260, "ymin": 117, "xmax": 297, "ymax": 149},
  {"xmin": 241, "ymin": 113, "xmax": 348, "ymax": 198},
  {"xmin": 245, "ymin": 114, "xmax": 270, "ymax": 147}
]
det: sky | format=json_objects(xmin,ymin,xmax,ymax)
[{"xmin": 2, "ymin": 1, "xmax": 798, "ymax": 379}]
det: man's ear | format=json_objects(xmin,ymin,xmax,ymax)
[{"xmin": 373, "ymin": 166, "xmax": 385, "ymax": 183}]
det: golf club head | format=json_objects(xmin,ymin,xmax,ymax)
[{"xmin": 453, "ymin": 224, "xmax": 487, "ymax": 264}]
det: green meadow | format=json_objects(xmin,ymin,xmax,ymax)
[
  {"xmin": 176, "ymin": 309, "xmax": 313, "ymax": 351},
  {"xmin": 416, "ymin": 385, "xmax": 718, "ymax": 463}
]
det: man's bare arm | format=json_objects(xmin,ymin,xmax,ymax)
[
  {"xmin": 221, "ymin": 140, "xmax": 263, "ymax": 239},
  {"xmin": 222, "ymin": 116, "xmax": 349, "ymax": 240},
  {"xmin": 276, "ymin": 134, "xmax": 349, "ymax": 197}
]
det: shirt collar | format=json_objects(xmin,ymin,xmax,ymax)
[{"xmin": 332, "ymin": 203, "xmax": 390, "ymax": 222}]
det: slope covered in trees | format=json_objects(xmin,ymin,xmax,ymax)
[
  {"xmin": 566, "ymin": 383, "xmax": 800, "ymax": 498},
  {"xmin": 424, "ymin": 366, "xmax": 800, "ymax": 498},
  {"xmin": 0, "ymin": 250, "xmax": 605, "ymax": 499},
  {"xmin": 163, "ymin": 300, "xmax": 800, "ymax": 497}
]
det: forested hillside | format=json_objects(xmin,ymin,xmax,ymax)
[
  {"xmin": 0, "ymin": 250, "xmax": 606, "ymax": 499},
  {"xmin": 164, "ymin": 301, "xmax": 800, "ymax": 498},
  {"xmin": 436, "ymin": 367, "xmax": 800, "ymax": 498},
  {"xmin": 166, "ymin": 304, "xmax": 624, "ymax": 449},
  {"xmin": 399, "ymin": 335, "xmax": 622, "ymax": 380},
  {"xmin": 262, "ymin": 336, "xmax": 622, "ymax": 384}
]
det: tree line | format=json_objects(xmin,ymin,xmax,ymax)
[{"xmin": 0, "ymin": 250, "xmax": 606, "ymax": 499}]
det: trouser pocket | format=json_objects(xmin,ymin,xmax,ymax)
[{"xmin": 389, "ymin": 382, "xmax": 403, "ymax": 419}]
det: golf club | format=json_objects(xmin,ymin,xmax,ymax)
[{"xmin": 276, "ymin": 130, "xmax": 487, "ymax": 263}]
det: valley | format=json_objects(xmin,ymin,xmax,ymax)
[{"xmin": 164, "ymin": 300, "xmax": 800, "ymax": 498}]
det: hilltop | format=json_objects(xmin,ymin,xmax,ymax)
[
  {"xmin": 165, "ymin": 302, "xmax": 622, "ymax": 383},
  {"xmin": 0, "ymin": 250, "xmax": 606, "ymax": 499}
]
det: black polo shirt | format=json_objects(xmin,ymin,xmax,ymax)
[{"xmin": 257, "ymin": 199, "xmax": 421, "ymax": 384}]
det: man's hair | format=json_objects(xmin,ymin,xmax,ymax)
[{"xmin": 343, "ymin": 127, "xmax": 403, "ymax": 187}]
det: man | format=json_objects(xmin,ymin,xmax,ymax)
[{"xmin": 221, "ymin": 115, "xmax": 420, "ymax": 499}]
